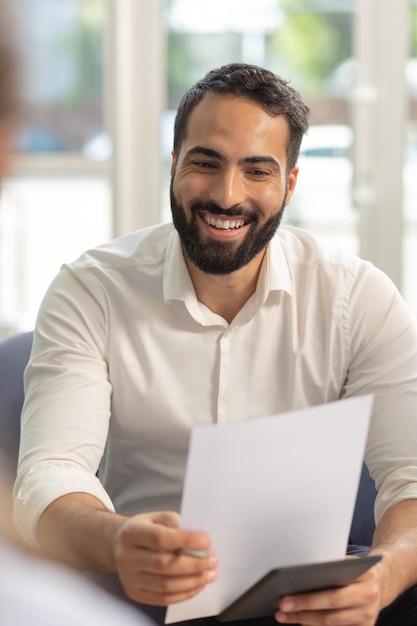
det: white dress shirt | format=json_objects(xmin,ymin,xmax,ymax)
[{"xmin": 13, "ymin": 223, "xmax": 417, "ymax": 546}]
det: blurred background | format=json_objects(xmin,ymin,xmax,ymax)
[{"xmin": 0, "ymin": 0, "xmax": 416, "ymax": 336}]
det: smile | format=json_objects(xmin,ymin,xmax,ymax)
[{"xmin": 201, "ymin": 212, "xmax": 250, "ymax": 231}]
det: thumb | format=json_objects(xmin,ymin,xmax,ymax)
[{"xmin": 147, "ymin": 511, "xmax": 181, "ymax": 529}]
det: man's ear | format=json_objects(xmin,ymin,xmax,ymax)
[
  {"xmin": 285, "ymin": 166, "xmax": 299, "ymax": 206},
  {"xmin": 170, "ymin": 151, "xmax": 177, "ymax": 176}
]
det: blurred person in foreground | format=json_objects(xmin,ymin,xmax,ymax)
[
  {"xmin": 13, "ymin": 60, "xmax": 417, "ymax": 626},
  {"xmin": 0, "ymin": 2, "xmax": 155, "ymax": 624}
]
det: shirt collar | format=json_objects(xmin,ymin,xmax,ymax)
[
  {"xmin": 163, "ymin": 229, "xmax": 190, "ymax": 304},
  {"xmin": 265, "ymin": 232, "xmax": 292, "ymax": 296}
]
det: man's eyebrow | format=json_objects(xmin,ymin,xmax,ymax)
[
  {"xmin": 184, "ymin": 146, "xmax": 224, "ymax": 160},
  {"xmin": 184, "ymin": 146, "xmax": 282, "ymax": 172},
  {"xmin": 242, "ymin": 155, "xmax": 281, "ymax": 172}
]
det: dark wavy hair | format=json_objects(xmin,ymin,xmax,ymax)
[
  {"xmin": 173, "ymin": 63, "xmax": 310, "ymax": 172},
  {"xmin": 0, "ymin": 0, "xmax": 20, "ymax": 123}
]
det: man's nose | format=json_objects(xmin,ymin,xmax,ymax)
[{"xmin": 209, "ymin": 168, "xmax": 246, "ymax": 210}]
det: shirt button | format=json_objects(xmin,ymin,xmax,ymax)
[
  {"xmin": 223, "ymin": 330, "xmax": 231, "ymax": 339},
  {"xmin": 221, "ymin": 395, "xmax": 229, "ymax": 405}
]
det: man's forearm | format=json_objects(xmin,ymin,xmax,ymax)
[
  {"xmin": 37, "ymin": 492, "xmax": 127, "ymax": 572},
  {"xmin": 370, "ymin": 499, "xmax": 417, "ymax": 608},
  {"xmin": 37, "ymin": 495, "xmax": 218, "ymax": 607}
]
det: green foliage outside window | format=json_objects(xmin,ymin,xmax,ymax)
[
  {"xmin": 268, "ymin": 7, "xmax": 352, "ymax": 94},
  {"xmin": 58, "ymin": 0, "xmax": 105, "ymax": 108},
  {"xmin": 166, "ymin": 0, "xmax": 353, "ymax": 104}
]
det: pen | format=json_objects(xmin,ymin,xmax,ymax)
[{"xmin": 177, "ymin": 549, "xmax": 208, "ymax": 558}]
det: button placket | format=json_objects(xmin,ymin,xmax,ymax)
[{"xmin": 217, "ymin": 328, "xmax": 232, "ymax": 422}]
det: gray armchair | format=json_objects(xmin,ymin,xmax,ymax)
[{"xmin": 0, "ymin": 331, "xmax": 33, "ymax": 479}]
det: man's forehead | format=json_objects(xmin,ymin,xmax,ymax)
[
  {"xmin": 180, "ymin": 93, "xmax": 290, "ymax": 156},
  {"xmin": 184, "ymin": 92, "xmax": 286, "ymax": 132},
  {"xmin": 190, "ymin": 91, "xmax": 280, "ymax": 119}
]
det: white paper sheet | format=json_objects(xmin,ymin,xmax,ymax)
[{"xmin": 165, "ymin": 395, "xmax": 374, "ymax": 623}]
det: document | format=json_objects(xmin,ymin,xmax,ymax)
[{"xmin": 165, "ymin": 395, "xmax": 374, "ymax": 623}]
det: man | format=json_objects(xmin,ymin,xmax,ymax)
[
  {"xmin": 0, "ymin": 2, "xmax": 155, "ymax": 624},
  {"xmin": 14, "ymin": 63, "xmax": 417, "ymax": 625}
]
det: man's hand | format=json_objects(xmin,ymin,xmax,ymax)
[
  {"xmin": 274, "ymin": 564, "xmax": 381, "ymax": 625},
  {"xmin": 37, "ymin": 495, "xmax": 217, "ymax": 606},
  {"xmin": 113, "ymin": 511, "xmax": 218, "ymax": 606}
]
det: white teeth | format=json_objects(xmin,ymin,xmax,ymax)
[{"xmin": 204, "ymin": 214, "xmax": 246, "ymax": 230}]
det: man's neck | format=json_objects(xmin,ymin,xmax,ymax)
[{"xmin": 184, "ymin": 251, "xmax": 266, "ymax": 324}]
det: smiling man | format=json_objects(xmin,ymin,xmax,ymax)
[{"xmin": 14, "ymin": 64, "xmax": 417, "ymax": 626}]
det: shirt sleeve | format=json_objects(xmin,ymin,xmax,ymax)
[
  {"xmin": 342, "ymin": 261, "xmax": 417, "ymax": 524},
  {"xmin": 13, "ymin": 264, "xmax": 115, "ymax": 547}
]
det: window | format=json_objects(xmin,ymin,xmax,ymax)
[
  {"xmin": 0, "ymin": 0, "xmax": 111, "ymax": 335},
  {"xmin": 1, "ymin": 1, "xmax": 415, "ymax": 335},
  {"xmin": 403, "ymin": 1, "xmax": 417, "ymax": 321}
]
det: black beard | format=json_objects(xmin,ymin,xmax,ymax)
[{"xmin": 170, "ymin": 180, "xmax": 287, "ymax": 275}]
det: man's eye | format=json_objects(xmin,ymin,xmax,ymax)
[
  {"xmin": 249, "ymin": 169, "xmax": 269, "ymax": 177},
  {"xmin": 192, "ymin": 161, "xmax": 216, "ymax": 169}
]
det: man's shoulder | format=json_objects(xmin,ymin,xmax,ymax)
[
  {"xmin": 70, "ymin": 222, "xmax": 176, "ymax": 272},
  {"xmin": 275, "ymin": 225, "xmax": 397, "ymax": 302},
  {"xmin": 276, "ymin": 225, "xmax": 365, "ymax": 272}
]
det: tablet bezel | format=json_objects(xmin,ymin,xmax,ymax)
[{"xmin": 217, "ymin": 555, "xmax": 382, "ymax": 622}]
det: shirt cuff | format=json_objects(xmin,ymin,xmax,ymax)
[
  {"xmin": 374, "ymin": 465, "xmax": 417, "ymax": 524},
  {"xmin": 13, "ymin": 463, "xmax": 115, "ymax": 548}
]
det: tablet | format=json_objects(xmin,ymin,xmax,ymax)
[{"xmin": 217, "ymin": 555, "xmax": 381, "ymax": 622}]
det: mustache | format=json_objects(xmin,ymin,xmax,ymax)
[{"xmin": 190, "ymin": 201, "xmax": 259, "ymax": 221}]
